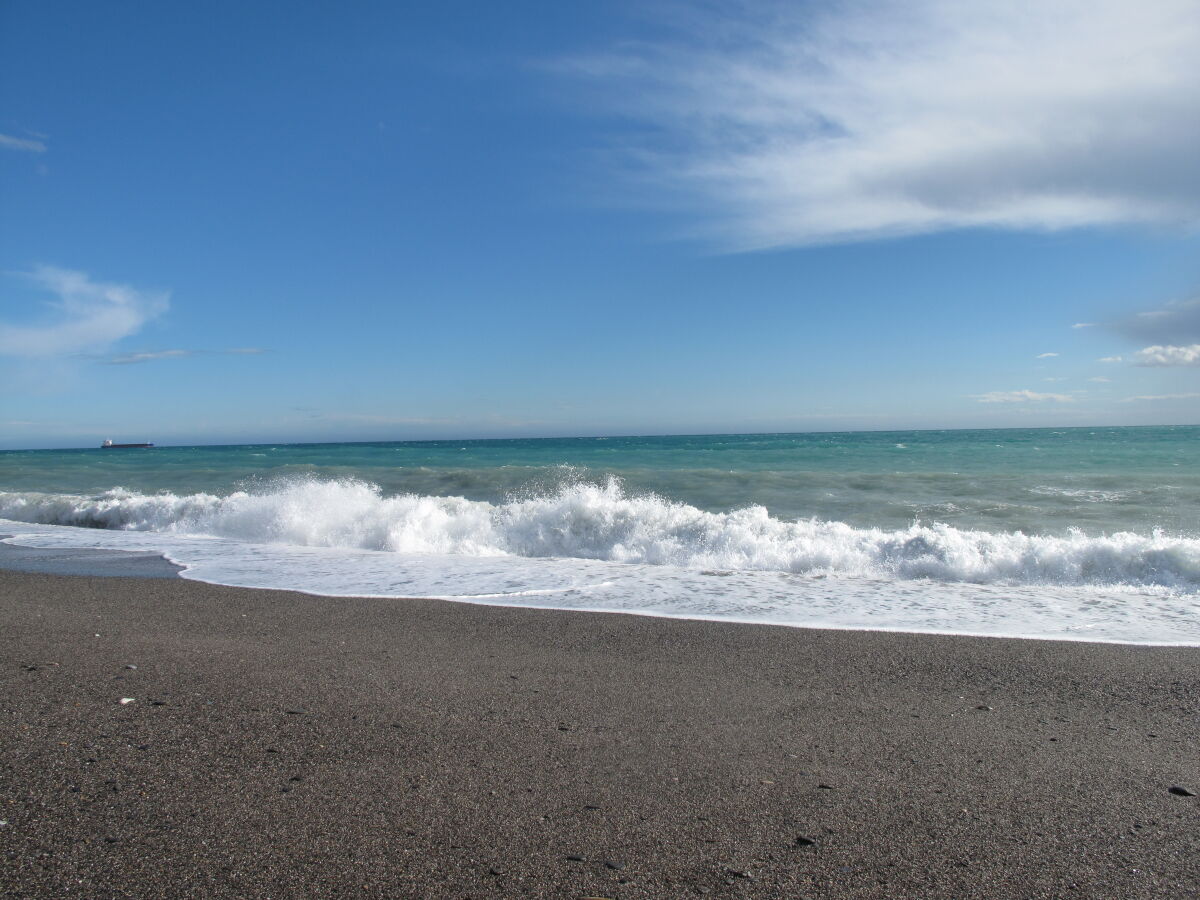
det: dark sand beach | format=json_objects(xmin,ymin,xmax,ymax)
[{"xmin": 2, "ymin": 567, "xmax": 1198, "ymax": 898}]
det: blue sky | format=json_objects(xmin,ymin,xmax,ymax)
[{"xmin": 2, "ymin": 0, "xmax": 1198, "ymax": 449}]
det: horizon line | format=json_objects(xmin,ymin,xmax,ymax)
[{"xmin": 4, "ymin": 421, "xmax": 1197, "ymax": 453}]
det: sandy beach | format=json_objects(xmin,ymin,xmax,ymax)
[{"xmin": 2, "ymin": 567, "xmax": 1198, "ymax": 898}]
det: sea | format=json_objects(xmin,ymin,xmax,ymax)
[{"xmin": 2, "ymin": 426, "xmax": 1198, "ymax": 645}]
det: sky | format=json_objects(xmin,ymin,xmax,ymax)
[{"xmin": 2, "ymin": 0, "xmax": 1199, "ymax": 449}]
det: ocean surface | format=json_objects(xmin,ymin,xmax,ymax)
[{"xmin": 2, "ymin": 427, "xmax": 1198, "ymax": 645}]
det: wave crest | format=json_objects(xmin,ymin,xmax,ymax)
[{"xmin": 2, "ymin": 477, "xmax": 1198, "ymax": 590}]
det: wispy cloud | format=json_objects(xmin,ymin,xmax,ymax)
[
  {"xmin": 1119, "ymin": 296, "xmax": 1200, "ymax": 344},
  {"xmin": 102, "ymin": 347, "xmax": 268, "ymax": 365},
  {"xmin": 1119, "ymin": 392, "xmax": 1200, "ymax": 402},
  {"xmin": 1036, "ymin": 352, "xmax": 1059, "ymax": 359},
  {"xmin": 972, "ymin": 390, "xmax": 1075, "ymax": 403},
  {"xmin": 1130, "ymin": 344, "xmax": 1200, "ymax": 366},
  {"xmin": 105, "ymin": 349, "xmax": 194, "ymax": 365},
  {"xmin": 564, "ymin": 0, "xmax": 1200, "ymax": 248},
  {"xmin": 1098, "ymin": 356, "xmax": 1124, "ymax": 363},
  {"xmin": 1071, "ymin": 323, "xmax": 1096, "ymax": 329},
  {"xmin": 0, "ymin": 133, "xmax": 46, "ymax": 153},
  {"xmin": 0, "ymin": 266, "xmax": 168, "ymax": 357},
  {"xmin": 1088, "ymin": 376, "xmax": 1111, "ymax": 383},
  {"xmin": 322, "ymin": 413, "xmax": 464, "ymax": 426}
]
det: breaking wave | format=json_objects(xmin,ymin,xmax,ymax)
[{"xmin": 2, "ymin": 477, "xmax": 1198, "ymax": 591}]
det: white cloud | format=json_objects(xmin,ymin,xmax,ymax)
[
  {"xmin": 0, "ymin": 266, "xmax": 169, "ymax": 357},
  {"xmin": 0, "ymin": 133, "xmax": 46, "ymax": 153},
  {"xmin": 1098, "ymin": 356, "xmax": 1124, "ymax": 363},
  {"xmin": 1036, "ymin": 352, "xmax": 1059, "ymax": 359},
  {"xmin": 1119, "ymin": 392, "xmax": 1200, "ymax": 402},
  {"xmin": 972, "ymin": 390, "xmax": 1074, "ymax": 403},
  {"xmin": 1088, "ymin": 376, "xmax": 1111, "ymax": 383},
  {"xmin": 566, "ymin": 0, "xmax": 1200, "ymax": 248},
  {"xmin": 1130, "ymin": 344, "xmax": 1200, "ymax": 366},
  {"xmin": 1071, "ymin": 323, "xmax": 1096, "ymax": 329}
]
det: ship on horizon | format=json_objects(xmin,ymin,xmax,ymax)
[{"xmin": 101, "ymin": 439, "xmax": 154, "ymax": 449}]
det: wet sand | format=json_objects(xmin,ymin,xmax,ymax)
[{"xmin": 2, "ymin": 568, "xmax": 1198, "ymax": 898}]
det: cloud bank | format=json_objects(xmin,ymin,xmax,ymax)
[
  {"xmin": 0, "ymin": 266, "xmax": 169, "ymax": 357},
  {"xmin": 568, "ymin": 0, "xmax": 1200, "ymax": 248}
]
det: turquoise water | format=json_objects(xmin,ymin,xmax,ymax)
[
  {"xmin": 2, "ymin": 427, "xmax": 1198, "ymax": 644},
  {"xmin": 2, "ymin": 426, "xmax": 1197, "ymax": 533}
]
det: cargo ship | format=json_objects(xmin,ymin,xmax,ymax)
[{"xmin": 101, "ymin": 440, "xmax": 154, "ymax": 449}]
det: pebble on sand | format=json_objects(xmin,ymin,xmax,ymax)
[{"xmin": 1168, "ymin": 785, "xmax": 1196, "ymax": 797}]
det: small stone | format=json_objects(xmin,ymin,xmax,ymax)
[
  {"xmin": 566, "ymin": 854, "xmax": 587, "ymax": 862},
  {"xmin": 488, "ymin": 867, "xmax": 504, "ymax": 876},
  {"xmin": 725, "ymin": 868, "xmax": 751, "ymax": 879},
  {"xmin": 795, "ymin": 836, "xmax": 816, "ymax": 847},
  {"xmin": 1168, "ymin": 785, "xmax": 1196, "ymax": 797},
  {"xmin": 119, "ymin": 698, "xmax": 135, "ymax": 705},
  {"xmin": 817, "ymin": 783, "xmax": 834, "ymax": 790},
  {"xmin": 124, "ymin": 665, "xmax": 137, "ymax": 670},
  {"xmin": 604, "ymin": 860, "xmax": 625, "ymax": 870},
  {"xmin": 976, "ymin": 705, "xmax": 993, "ymax": 710}
]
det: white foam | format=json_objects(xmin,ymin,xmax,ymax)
[
  {"xmin": 2, "ymin": 476, "xmax": 1200, "ymax": 644},
  {"xmin": 2, "ymin": 478, "xmax": 1197, "ymax": 590}
]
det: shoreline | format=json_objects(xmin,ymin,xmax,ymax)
[
  {"xmin": 3, "ymin": 568, "xmax": 1198, "ymax": 898},
  {"xmin": 3, "ymin": 537, "xmax": 1197, "ymax": 648}
]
